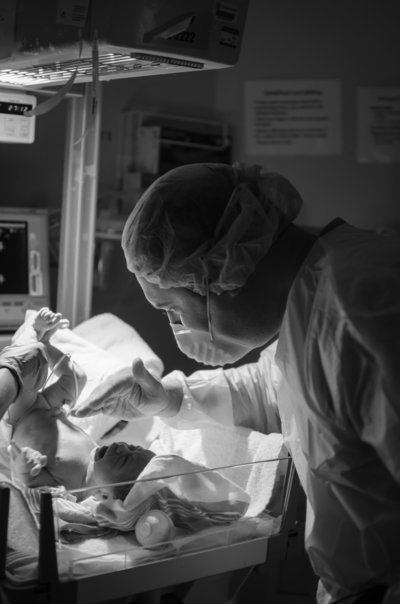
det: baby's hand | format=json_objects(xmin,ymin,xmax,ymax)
[
  {"xmin": 21, "ymin": 446, "xmax": 48, "ymax": 477},
  {"xmin": 8, "ymin": 442, "xmax": 48, "ymax": 478},
  {"xmin": 33, "ymin": 307, "xmax": 70, "ymax": 341}
]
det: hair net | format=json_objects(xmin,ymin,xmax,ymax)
[{"xmin": 122, "ymin": 163, "xmax": 303, "ymax": 295}]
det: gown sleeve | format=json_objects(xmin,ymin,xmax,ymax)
[{"xmin": 167, "ymin": 341, "xmax": 282, "ymax": 435}]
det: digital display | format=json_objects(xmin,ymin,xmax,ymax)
[
  {"xmin": 0, "ymin": 93, "xmax": 36, "ymax": 143},
  {"xmin": 0, "ymin": 221, "xmax": 29, "ymax": 294},
  {"xmin": 0, "ymin": 101, "xmax": 33, "ymax": 115}
]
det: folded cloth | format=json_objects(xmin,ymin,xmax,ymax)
[{"xmin": 85, "ymin": 454, "xmax": 251, "ymax": 534}]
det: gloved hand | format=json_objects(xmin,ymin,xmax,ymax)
[
  {"xmin": 0, "ymin": 342, "xmax": 48, "ymax": 400},
  {"xmin": 71, "ymin": 358, "xmax": 183, "ymax": 420}
]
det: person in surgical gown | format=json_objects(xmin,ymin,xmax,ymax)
[{"xmin": 73, "ymin": 162, "xmax": 400, "ymax": 604}]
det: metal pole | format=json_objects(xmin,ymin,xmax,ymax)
[{"xmin": 57, "ymin": 83, "xmax": 101, "ymax": 326}]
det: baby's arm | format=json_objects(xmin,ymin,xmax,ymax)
[{"xmin": 33, "ymin": 308, "xmax": 87, "ymax": 407}]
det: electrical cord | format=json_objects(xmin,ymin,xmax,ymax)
[
  {"xmin": 331, "ymin": 585, "xmax": 388, "ymax": 604},
  {"xmin": 0, "ymin": 584, "xmax": 11, "ymax": 604}
]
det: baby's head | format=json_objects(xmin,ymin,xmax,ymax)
[{"xmin": 85, "ymin": 442, "xmax": 155, "ymax": 502}]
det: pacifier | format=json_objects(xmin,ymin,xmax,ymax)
[{"xmin": 135, "ymin": 510, "xmax": 174, "ymax": 546}]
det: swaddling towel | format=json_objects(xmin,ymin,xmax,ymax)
[{"xmin": 87, "ymin": 454, "xmax": 250, "ymax": 534}]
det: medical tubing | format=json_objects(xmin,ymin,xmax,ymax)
[
  {"xmin": 198, "ymin": 188, "xmax": 243, "ymax": 342},
  {"xmin": 44, "ymin": 351, "xmax": 79, "ymax": 404},
  {"xmin": 0, "ymin": 584, "xmax": 11, "ymax": 604},
  {"xmin": 331, "ymin": 593, "xmax": 364, "ymax": 604},
  {"xmin": 44, "ymin": 352, "xmax": 71, "ymax": 386},
  {"xmin": 68, "ymin": 455, "xmax": 291, "ymax": 496},
  {"xmin": 205, "ymin": 278, "xmax": 214, "ymax": 344},
  {"xmin": 331, "ymin": 586, "xmax": 388, "ymax": 604}
]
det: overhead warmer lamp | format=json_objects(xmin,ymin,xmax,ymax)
[{"xmin": 0, "ymin": 0, "xmax": 249, "ymax": 90}]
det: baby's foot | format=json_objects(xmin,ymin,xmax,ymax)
[{"xmin": 33, "ymin": 307, "xmax": 69, "ymax": 341}]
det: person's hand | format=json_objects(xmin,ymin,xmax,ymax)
[
  {"xmin": 0, "ymin": 342, "xmax": 48, "ymax": 408},
  {"xmin": 71, "ymin": 358, "xmax": 182, "ymax": 420}
]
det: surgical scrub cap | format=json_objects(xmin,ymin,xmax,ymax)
[{"xmin": 122, "ymin": 163, "xmax": 303, "ymax": 295}]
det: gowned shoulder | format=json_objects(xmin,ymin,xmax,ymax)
[
  {"xmin": 305, "ymin": 229, "xmax": 400, "ymax": 423},
  {"xmin": 324, "ymin": 230, "xmax": 400, "ymax": 349}
]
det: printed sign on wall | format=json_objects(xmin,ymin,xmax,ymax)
[
  {"xmin": 357, "ymin": 87, "xmax": 400, "ymax": 163},
  {"xmin": 245, "ymin": 79, "xmax": 341, "ymax": 156}
]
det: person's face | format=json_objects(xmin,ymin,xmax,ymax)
[
  {"xmin": 137, "ymin": 277, "xmax": 257, "ymax": 363},
  {"xmin": 137, "ymin": 276, "xmax": 208, "ymax": 332},
  {"xmin": 85, "ymin": 442, "xmax": 155, "ymax": 501}
]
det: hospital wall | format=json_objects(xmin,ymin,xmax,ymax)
[
  {"xmin": 0, "ymin": 0, "xmax": 399, "ymax": 226},
  {"xmin": 213, "ymin": 0, "xmax": 400, "ymax": 230},
  {"xmin": 99, "ymin": 0, "xmax": 400, "ymax": 231}
]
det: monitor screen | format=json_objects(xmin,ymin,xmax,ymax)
[
  {"xmin": 0, "ymin": 209, "xmax": 50, "ymax": 331},
  {"xmin": 0, "ymin": 220, "xmax": 29, "ymax": 295}
]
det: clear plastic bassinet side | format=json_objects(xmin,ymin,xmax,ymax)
[{"xmin": 49, "ymin": 453, "xmax": 290, "ymax": 581}]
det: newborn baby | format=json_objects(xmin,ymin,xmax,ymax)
[{"xmin": 1, "ymin": 308, "xmax": 155, "ymax": 499}]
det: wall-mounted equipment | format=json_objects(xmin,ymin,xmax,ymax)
[
  {"xmin": 0, "ymin": 89, "xmax": 36, "ymax": 142},
  {"xmin": 0, "ymin": 0, "xmax": 249, "ymax": 90},
  {"xmin": 118, "ymin": 110, "xmax": 232, "ymax": 194}
]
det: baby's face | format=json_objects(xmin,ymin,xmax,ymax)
[{"xmin": 85, "ymin": 442, "xmax": 155, "ymax": 501}]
